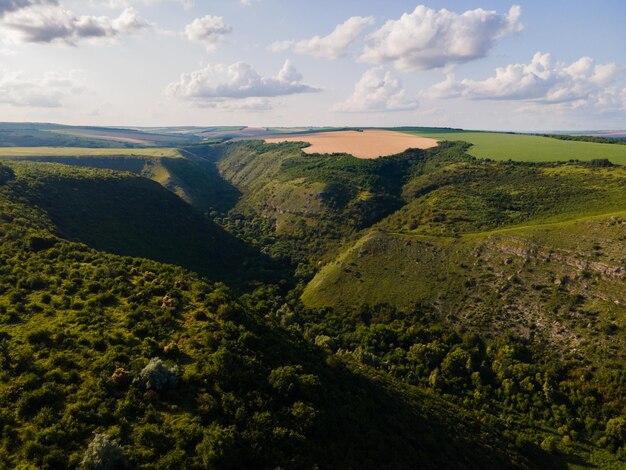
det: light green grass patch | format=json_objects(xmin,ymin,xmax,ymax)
[{"xmin": 397, "ymin": 130, "xmax": 626, "ymax": 164}]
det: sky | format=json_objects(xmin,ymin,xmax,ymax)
[{"xmin": 0, "ymin": 0, "xmax": 625, "ymax": 131}]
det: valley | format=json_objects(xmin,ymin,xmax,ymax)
[{"xmin": 1, "ymin": 123, "xmax": 625, "ymax": 468}]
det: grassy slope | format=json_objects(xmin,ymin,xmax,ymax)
[
  {"xmin": 210, "ymin": 140, "xmax": 419, "ymax": 267},
  {"xmin": 302, "ymin": 159, "xmax": 626, "ymax": 365},
  {"xmin": 379, "ymin": 162, "xmax": 626, "ymax": 235},
  {"xmin": 303, "ymin": 213, "xmax": 626, "ymax": 334},
  {"xmin": 0, "ymin": 145, "xmax": 239, "ymax": 213},
  {"xmin": 396, "ymin": 129, "xmax": 626, "ymax": 164},
  {"xmin": 133, "ymin": 139, "xmax": 626, "ymax": 466},
  {"xmin": 3, "ymin": 161, "xmax": 276, "ymax": 287},
  {"xmin": 0, "ymin": 163, "xmax": 541, "ymax": 469}
]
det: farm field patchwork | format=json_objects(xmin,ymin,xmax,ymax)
[
  {"xmin": 49, "ymin": 127, "xmax": 195, "ymax": 146},
  {"xmin": 265, "ymin": 129, "xmax": 438, "ymax": 158},
  {"xmin": 396, "ymin": 128, "xmax": 626, "ymax": 164},
  {"xmin": 0, "ymin": 147, "xmax": 182, "ymax": 158}
]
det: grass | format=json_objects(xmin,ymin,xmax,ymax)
[
  {"xmin": 0, "ymin": 144, "xmax": 238, "ymax": 214},
  {"xmin": 396, "ymin": 129, "xmax": 626, "ymax": 164},
  {"xmin": 301, "ymin": 156, "xmax": 626, "ymax": 366},
  {"xmin": 0, "ymin": 159, "xmax": 539, "ymax": 468},
  {"xmin": 0, "ymin": 147, "xmax": 182, "ymax": 158},
  {"xmin": 3, "ymin": 160, "xmax": 278, "ymax": 287}
]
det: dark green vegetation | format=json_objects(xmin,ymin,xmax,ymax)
[
  {"xmin": 539, "ymin": 134, "xmax": 626, "ymax": 146},
  {"xmin": 0, "ymin": 129, "xmax": 625, "ymax": 468},
  {"xmin": 3, "ymin": 161, "xmax": 273, "ymax": 286},
  {"xmin": 0, "ymin": 161, "xmax": 540, "ymax": 469}
]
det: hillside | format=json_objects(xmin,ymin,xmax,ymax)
[
  {"xmin": 204, "ymin": 140, "xmax": 425, "ymax": 269},
  {"xmin": 2, "ymin": 161, "xmax": 276, "ymax": 287},
  {"xmin": 302, "ymin": 156, "xmax": 626, "ymax": 313},
  {"xmin": 0, "ymin": 161, "xmax": 545, "ymax": 469},
  {"xmin": 0, "ymin": 146, "xmax": 238, "ymax": 213},
  {"xmin": 0, "ymin": 136, "xmax": 625, "ymax": 467},
  {"xmin": 174, "ymin": 139, "xmax": 626, "ymax": 466},
  {"xmin": 302, "ymin": 154, "xmax": 626, "ymax": 364},
  {"xmin": 293, "ymin": 150, "xmax": 626, "ymax": 467}
]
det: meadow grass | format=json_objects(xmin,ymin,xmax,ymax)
[
  {"xmin": 0, "ymin": 147, "xmax": 181, "ymax": 158},
  {"xmin": 397, "ymin": 129, "xmax": 626, "ymax": 164}
]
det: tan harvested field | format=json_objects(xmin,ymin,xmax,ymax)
[{"xmin": 265, "ymin": 129, "xmax": 439, "ymax": 158}]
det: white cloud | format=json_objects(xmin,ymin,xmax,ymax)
[
  {"xmin": 0, "ymin": 0, "xmax": 57, "ymax": 15},
  {"xmin": 334, "ymin": 67, "xmax": 418, "ymax": 113},
  {"xmin": 166, "ymin": 60, "xmax": 319, "ymax": 107},
  {"xmin": 269, "ymin": 16, "xmax": 374, "ymax": 59},
  {"xmin": 1, "ymin": 5, "xmax": 150, "ymax": 44},
  {"xmin": 185, "ymin": 15, "xmax": 231, "ymax": 51},
  {"xmin": 361, "ymin": 5, "xmax": 522, "ymax": 71},
  {"xmin": 0, "ymin": 68, "xmax": 84, "ymax": 107},
  {"xmin": 428, "ymin": 52, "xmax": 624, "ymax": 110}
]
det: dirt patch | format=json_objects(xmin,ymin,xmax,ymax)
[{"xmin": 265, "ymin": 129, "xmax": 438, "ymax": 158}]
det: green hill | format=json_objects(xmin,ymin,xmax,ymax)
[
  {"xmin": 294, "ymin": 149, "xmax": 626, "ymax": 467},
  {"xmin": 183, "ymin": 140, "xmax": 626, "ymax": 466},
  {"xmin": 204, "ymin": 140, "xmax": 423, "ymax": 269},
  {"xmin": 302, "ymin": 151, "xmax": 626, "ymax": 366},
  {"xmin": 2, "ymin": 161, "xmax": 275, "ymax": 287},
  {"xmin": 0, "ymin": 145, "xmax": 239, "ymax": 213},
  {"xmin": 0, "ymin": 123, "xmax": 198, "ymax": 148},
  {"xmin": 0, "ymin": 161, "xmax": 545, "ymax": 469}
]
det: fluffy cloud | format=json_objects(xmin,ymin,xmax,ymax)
[
  {"xmin": 0, "ymin": 68, "xmax": 84, "ymax": 107},
  {"xmin": 185, "ymin": 15, "xmax": 231, "ymax": 51},
  {"xmin": 0, "ymin": 0, "xmax": 56, "ymax": 15},
  {"xmin": 334, "ymin": 67, "xmax": 418, "ymax": 112},
  {"xmin": 269, "ymin": 16, "xmax": 374, "ymax": 59},
  {"xmin": 361, "ymin": 5, "xmax": 522, "ymax": 71},
  {"xmin": 428, "ymin": 52, "xmax": 624, "ymax": 110},
  {"xmin": 1, "ymin": 5, "xmax": 149, "ymax": 44},
  {"xmin": 166, "ymin": 60, "xmax": 319, "ymax": 108}
]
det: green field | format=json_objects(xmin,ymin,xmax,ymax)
[
  {"xmin": 396, "ymin": 128, "xmax": 626, "ymax": 164},
  {"xmin": 0, "ymin": 146, "xmax": 181, "ymax": 158}
]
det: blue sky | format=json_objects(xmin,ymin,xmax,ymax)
[{"xmin": 0, "ymin": 0, "xmax": 624, "ymax": 130}]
